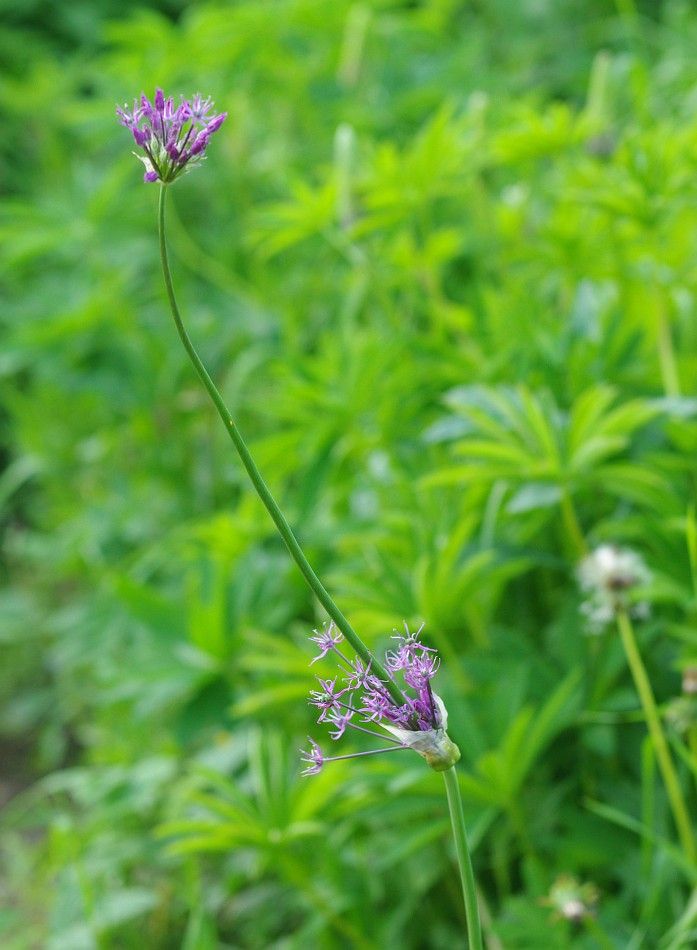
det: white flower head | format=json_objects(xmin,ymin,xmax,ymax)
[
  {"xmin": 543, "ymin": 874, "xmax": 599, "ymax": 923},
  {"xmin": 577, "ymin": 544, "xmax": 651, "ymax": 631}
]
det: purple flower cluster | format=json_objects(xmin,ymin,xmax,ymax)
[
  {"xmin": 116, "ymin": 89, "xmax": 226, "ymax": 183},
  {"xmin": 301, "ymin": 622, "xmax": 442, "ymax": 776}
]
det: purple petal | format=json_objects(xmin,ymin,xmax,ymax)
[
  {"xmin": 139, "ymin": 94, "xmax": 155, "ymax": 120},
  {"xmin": 132, "ymin": 126, "xmax": 151, "ymax": 146},
  {"xmin": 189, "ymin": 131, "xmax": 209, "ymax": 156},
  {"xmin": 205, "ymin": 113, "xmax": 227, "ymax": 134}
]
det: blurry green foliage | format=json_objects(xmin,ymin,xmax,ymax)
[{"xmin": 2, "ymin": 0, "xmax": 697, "ymax": 947}]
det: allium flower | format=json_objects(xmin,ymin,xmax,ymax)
[
  {"xmin": 308, "ymin": 677, "xmax": 347, "ymax": 722},
  {"xmin": 116, "ymin": 88, "xmax": 227, "ymax": 183},
  {"xmin": 578, "ymin": 544, "xmax": 651, "ymax": 630},
  {"xmin": 301, "ymin": 622, "xmax": 460, "ymax": 775}
]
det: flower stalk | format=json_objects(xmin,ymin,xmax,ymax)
[
  {"xmin": 656, "ymin": 296, "xmax": 680, "ymax": 398},
  {"xmin": 139, "ymin": 100, "xmax": 481, "ymax": 944},
  {"xmin": 616, "ymin": 607, "xmax": 695, "ymax": 862},
  {"xmin": 156, "ymin": 182, "xmax": 404, "ymax": 706},
  {"xmin": 443, "ymin": 766, "xmax": 483, "ymax": 950}
]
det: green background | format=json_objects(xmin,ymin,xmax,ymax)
[{"xmin": 2, "ymin": 0, "xmax": 697, "ymax": 946}]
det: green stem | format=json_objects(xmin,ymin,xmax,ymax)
[
  {"xmin": 509, "ymin": 799, "xmax": 544, "ymax": 891},
  {"xmin": 614, "ymin": 0, "xmax": 638, "ymax": 21},
  {"xmin": 616, "ymin": 608, "xmax": 695, "ymax": 862},
  {"xmin": 583, "ymin": 913, "xmax": 616, "ymax": 950},
  {"xmin": 157, "ymin": 184, "xmax": 403, "ymax": 706},
  {"xmin": 560, "ymin": 491, "xmax": 587, "ymax": 560},
  {"xmin": 689, "ymin": 727, "xmax": 697, "ymax": 800},
  {"xmin": 657, "ymin": 299, "xmax": 680, "ymax": 398},
  {"xmin": 442, "ymin": 766, "xmax": 483, "ymax": 949}
]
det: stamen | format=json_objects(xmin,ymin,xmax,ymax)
[
  {"xmin": 323, "ymin": 745, "xmax": 409, "ymax": 764},
  {"xmin": 344, "ymin": 720, "xmax": 405, "ymax": 744}
]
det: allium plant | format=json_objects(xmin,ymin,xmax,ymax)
[{"xmin": 117, "ymin": 90, "xmax": 482, "ymax": 948}]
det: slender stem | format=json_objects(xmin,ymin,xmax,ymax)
[
  {"xmin": 640, "ymin": 736, "xmax": 656, "ymax": 875},
  {"xmin": 442, "ymin": 766, "xmax": 483, "ymax": 949},
  {"xmin": 324, "ymin": 745, "xmax": 409, "ymax": 764},
  {"xmin": 686, "ymin": 505, "xmax": 697, "ymax": 601},
  {"xmin": 583, "ymin": 913, "xmax": 616, "ymax": 950},
  {"xmin": 690, "ymin": 728, "xmax": 697, "ymax": 800},
  {"xmin": 616, "ymin": 608, "xmax": 695, "ymax": 862},
  {"xmin": 657, "ymin": 298, "xmax": 680, "ymax": 398},
  {"xmin": 344, "ymin": 719, "xmax": 405, "ymax": 744},
  {"xmin": 560, "ymin": 491, "xmax": 587, "ymax": 559},
  {"xmin": 156, "ymin": 185, "xmax": 405, "ymax": 706}
]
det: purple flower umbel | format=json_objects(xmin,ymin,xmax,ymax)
[
  {"xmin": 301, "ymin": 621, "xmax": 460, "ymax": 775},
  {"xmin": 116, "ymin": 88, "xmax": 227, "ymax": 183}
]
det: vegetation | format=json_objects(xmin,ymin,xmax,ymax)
[{"xmin": 2, "ymin": 1, "xmax": 697, "ymax": 946}]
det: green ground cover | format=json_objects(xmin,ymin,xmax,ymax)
[{"xmin": 2, "ymin": 0, "xmax": 697, "ymax": 946}]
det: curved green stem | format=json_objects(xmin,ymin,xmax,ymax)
[
  {"xmin": 616, "ymin": 608, "xmax": 695, "ymax": 862},
  {"xmin": 156, "ymin": 185, "xmax": 404, "ymax": 704},
  {"xmin": 442, "ymin": 766, "xmax": 483, "ymax": 949}
]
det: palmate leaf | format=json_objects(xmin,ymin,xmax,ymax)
[
  {"xmin": 596, "ymin": 462, "xmax": 672, "ymax": 509},
  {"xmin": 423, "ymin": 384, "xmax": 662, "ymax": 516},
  {"xmin": 357, "ymin": 104, "xmax": 481, "ymax": 233},
  {"xmin": 232, "ymin": 630, "xmax": 310, "ymax": 717},
  {"xmin": 506, "ymin": 483, "xmax": 562, "ymax": 513},
  {"xmin": 458, "ymin": 669, "xmax": 582, "ymax": 811},
  {"xmin": 254, "ymin": 179, "xmax": 338, "ymax": 258},
  {"xmin": 157, "ymin": 732, "xmax": 340, "ymax": 859},
  {"xmin": 492, "ymin": 100, "xmax": 588, "ymax": 164},
  {"xmin": 414, "ymin": 540, "xmax": 531, "ymax": 648},
  {"xmin": 566, "ymin": 390, "xmax": 659, "ymax": 471}
]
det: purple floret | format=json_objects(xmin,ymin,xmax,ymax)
[
  {"xmin": 327, "ymin": 709, "xmax": 354, "ymax": 740},
  {"xmin": 300, "ymin": 738, "xmax": 324, "ymax": 776},
  {"xmin": 343, "ymin": 657, "xmax": 373, "ymax": 690},
  {"xmin": 116, "ymin": 87, "xmax": 227, "ymax": 184},
  {"xmin": 301, "ymin": 622, "xmax": 443, "ymax": 775},
  {"xmin": 403, "ymin": 652, "xmax": 440, "ymax": 691},
  {"xmin": 308, "ymin": 676, "xmax": 347, "ymax": 722},
  {"xmin": 309, "ymin": 621, "xmax": 344, "ymax": 665}
]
